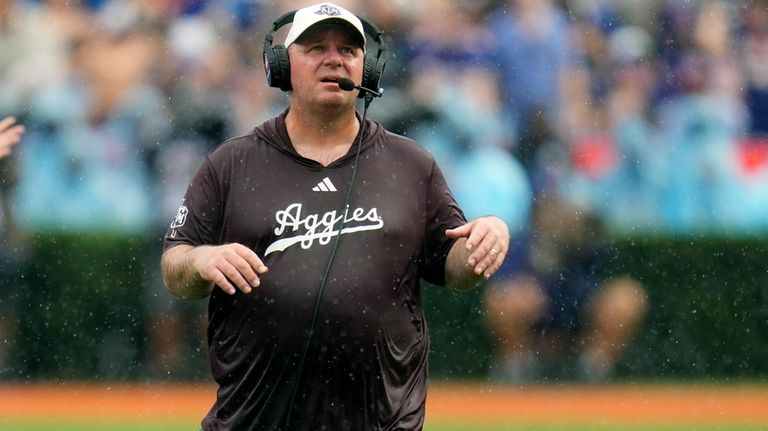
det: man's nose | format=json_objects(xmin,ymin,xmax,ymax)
[{"xmin": 322, "ymin": 49, "xmax": 343, "ymax": 66}]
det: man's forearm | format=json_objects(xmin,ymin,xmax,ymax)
[
  {"xmin": 161, "ymin": 244, "xmax": 214, "ymax": 300},
  {"xmin": 444, "ymin": 238, "xmax": 485, "ymax": 292}
]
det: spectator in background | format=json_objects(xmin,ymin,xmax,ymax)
[
  {"xmin": 566, "ymin": 24, "xmax": 665, "ymax": 231},
  {"xmin": 0, "ymin": 117, "xmax": 24, "ymax": 159},
  {"xmin": 484, "ymin": 194, "xmax": 648, "ymax": 383},
  {"xmin": 362, "ymin": 0, "xmax": 420, "ymax": 129},
  {"xmin": 0, "ymin": 0, "xmax": 90, "ymax": 381},
  {"xmin": 489, "ymin": 0, "xmax": 581, "ymax": 174},
  {"xmin": 142, "ymin": 7, "xmax": 240, "ymax": 379},
  {"xmin": 741, "ymin": 0, "xmax": 768, "ymax": 135},
  {"xmin": 734, "ymin": 0, "xmax": 768, "ymax": 227},
  {"xmin": 396, "ymin": 0, "xmax": 532, "ymax": 234},
  {"xmin": 482, "ymin": 16, "xmax": 652, "ymax": 383},
  {"xmin": 0, "ymin": 0, "xmax": 37, "ymax": 381},
  {"xmin": 14, "ymin": 12, "xmax": 170, "ymax": 232},
  {"xmin": 654, "ymin": 1, "xmax": 748, "ymax": 232},
  {"xmin": 9, "ymin": 3, "xmax": 172, "ymax": 378},
  {"xmin": 0, "ymin": 0, "xmax": 83, "ymax": 114},
  {"xmin": 144, "ymin": 135, "xmax": 211, "ymax": 379},
  {"xmin": 0, "ymin": 116, "xmax": 25, "ymax": 379}
]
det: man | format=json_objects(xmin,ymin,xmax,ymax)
[
  {"xmin": 161, "ymin": 3, "xmax": 509, "ymax": 430},
  {"xmin": 0, "ymin": 116, "xmax": 24, "ymax": 159}
]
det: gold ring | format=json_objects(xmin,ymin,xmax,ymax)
[{"xmin": 490, "ymin": 248, "xmax": 499, "ymax": 254}]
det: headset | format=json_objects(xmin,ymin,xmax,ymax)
[{"xmin": 262, "ymin": 9, "xmax": 388, "ymax": 97}]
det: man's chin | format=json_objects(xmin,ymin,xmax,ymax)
[{"xmin": 315, "ymin": 95, "xmax": 355, "ymax": 110}]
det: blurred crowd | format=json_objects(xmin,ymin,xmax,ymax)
[
  {"xmin": 1, "ymin": 0, "xmax": 767, "ymax": 380},
  {"xmin": 1, "ymin": 0, "xmax": 768, "ymax": 237}
]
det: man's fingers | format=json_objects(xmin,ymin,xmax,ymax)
[
  {"xmin": 210, "ymin": 271, "xmax": 237, "ymax": 295},
  {"xmin": 230, "ymin": 254, "xmax": 263, "ymax": 289},
  {"xmin": 470, "ymin": 245, "xmax": 506, "ymax": 279},
  {"xmin": 445, "ymin": 221, "xmax": 473, "ymax": 239},
  {"xmin": 235, "ymin": 244, "xmax": 269, "ymax": 275},
  {"xmin": 219, "ymin": 261, "xmax": 255, "ymax": 294},
  {"xmin": 483, "ymin": 250, "xmax": 507, "ymax": 279},
  {"xmin": 196, "ymin": 244, "xmax": 268, "ymax": 295},
  {"xmin": 465, "ymin": 226, "xmax": 492, "ymax": 266},
  {"xmin": 446, "ymin": 216, "xmax": 510, "ymax": 284},
  {"xmin": 465, "ymin": 227, "xmax": 506, "ymax": 276}
]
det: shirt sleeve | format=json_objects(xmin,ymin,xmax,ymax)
[
  {"xmin": 163, "ymin": 156, "xmax": 223, "ymax": 250},
  {"xmin": 420, "ymin": 159, "xmax": 467, "ymax": 286}
]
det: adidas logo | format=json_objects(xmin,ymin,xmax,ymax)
[{"xmin": 312, "ymin": 177, "xmax": 337, "ymax": 192}]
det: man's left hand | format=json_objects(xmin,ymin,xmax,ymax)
[{"xmin": 446, "ymin": 216, "xmax": 509, "ymax": 280}]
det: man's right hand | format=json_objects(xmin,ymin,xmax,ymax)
[
  {"xmin": 192, "ymin": 243, "xmax": 269, "ymax": 295},
  {"xmin": 161, "ymin": 243, "xmax": 268, "ymax": 299}
]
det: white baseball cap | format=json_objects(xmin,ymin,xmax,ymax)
[{"xmin": 284, "ymin": 3, "xmax": 366, "ymax": 49}]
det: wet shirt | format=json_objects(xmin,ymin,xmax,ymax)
[{"xmin": 164, "ymin": 112, "xmax": 465, "ymax": 430}]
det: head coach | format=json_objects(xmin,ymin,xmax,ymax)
[{"xmin": 161, "ymin": 3, "xmax": 510, "ymax": 430}]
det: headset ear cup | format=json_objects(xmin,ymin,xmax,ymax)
[
  {"xmin": 263, "ymin": 43, "xmax": 289, "ymax": 90},
  {"xmin": 360, "ymin": 55, "xmax": 377, "ymax": 99},
  {"xmin": 358, "ymin": 16, "xmax": 387, "ymax": 98},
  {"xmin": 263, "ymin": 10, "xmax": 296, "ymax": 92},
  {"xmin": 263, "ymin": 45, "xmax": 279, "ymax": 88},
  {"xmin": 361, "ymin": 54, "xmax": 386, "ymax": 99},
  {"xmin": 272, "ymin": 44, "xmax": 292, "ymax": 91}
]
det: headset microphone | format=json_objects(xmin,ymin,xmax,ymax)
[{"xmin": 337, "ymin": 78, "xmax": 383, "ymax": 99}]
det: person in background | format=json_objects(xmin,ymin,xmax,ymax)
[
  {"xmin": 484, "ymin": 194, "xmax": 648, "ymax": 383},
  {"xmin": 654, "ymin": 1, "xmax": 748, "ymax": 232},
  {"xmin": 741, "ymin": 0, "xmax": 768, "ymax": 135},
  {"xmin": 0, "ymin": 116, "xmax": 23, "ymax": 159},
  {"xmin": 0, "ymin": 115, "xmax": 25, "ymax": 378},
  {"xmin": 489, "ymin": 0, "xmax": 581, "ymax": 174}
]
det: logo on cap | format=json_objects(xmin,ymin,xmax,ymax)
[{"xmin": 315, "ymin": 4, "xmax": 341, "ymax": 17}]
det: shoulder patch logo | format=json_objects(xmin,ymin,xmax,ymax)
[
  {"xmin": 170, "ymin": 205, "xmax": 188, "ymax": 228},
  {"xmin": 312, "ymin": 177, "xmax": 338, "ymax": 192}
]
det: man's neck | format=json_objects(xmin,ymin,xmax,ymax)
[{"xmin": 285, "ymin": 106, "xmax": 360, "ymax": 166}]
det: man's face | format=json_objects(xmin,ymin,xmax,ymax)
[{"xmin": 287, "ymin": 24, "xmax": 365, "ymax": 110}]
